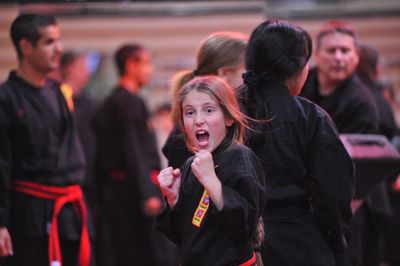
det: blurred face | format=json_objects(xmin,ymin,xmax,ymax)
[
  {"xmin": 24, "ymin": 25, "xmax": 63, "ymax": 74},
  {"xmin": 65, "ymin": 56, "xmax": 90, "ymax": 95},
  {"xmin": 315, "ymin": 32, "xmax": 359, "ymax": 85},
  {"xmin": 130, "ymin": 50, "xmax": 153, "ymax": 88},
  {"xmin": 223, "ymin": 63, "xmax": 246, "ymax": 90},
  {"xmin": 182, "ymin": 90, "xmax": 233, "ymax": 153}
]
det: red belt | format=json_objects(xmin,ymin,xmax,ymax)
[
  {"xmin": 11, "ymin": 180, "xmax": 91, "ymax": 266},
  {"xmin": 239, "ymin": 252, "xmax": 257, "ymax": 266}
]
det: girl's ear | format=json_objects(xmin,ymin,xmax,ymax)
[{"xmin": 225, "ymin": 117, "xmax": 234, "ymax": 127}]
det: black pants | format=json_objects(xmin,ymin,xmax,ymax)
[{"xmin": 0, "ymin": 236, "xmax": 80, "ymax": 266}]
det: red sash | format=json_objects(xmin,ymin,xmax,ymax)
[
  {"xmin": 239, "ymin": 252, "xmax": 257, "ymax": 266},
  {"xmin": 11, "ymin": 180, "xmax": 90, "ymax": 266}
]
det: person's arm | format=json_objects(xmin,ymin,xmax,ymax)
[
  {"xmin": 157, "ymin": 167, "xmax": 181, "ymax": 209},
  {"xmin": 191, "ymin": 150, "xmax": 224, "ymax": 210},
  {"xmin": 0, "ymin": 227, "xmax": 13, "ymax": 257},
  {"xmin": 0, "ymin": 94, "xmax": 13, "ymax": 257}
]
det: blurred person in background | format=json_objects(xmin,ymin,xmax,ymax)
[
  {"xmin": 162, "ymin": 31, "xmax": 248, "ymax": 169},
  {"xmin": 0, "ymin": 14, "xmax": 92, "ymax": 266},
  {"xmin": 92, "ymin": 44, "xmax": 176, "ymax": 266},
  {"xmin": 356, "ymin": 43, "xmax": 400, "ymax": 266},
  {"xmin": 300, "ymin": 20, "xmax": 379, "ymax": 134},
  {"xmin": 356, "ymin": 44, "xmax": 400, "ymax": 148},
  {"xmin": 150, "ymin": 102, "xmax": 174, "ymax": 169},
  {"xmin": 59, "ymin": 50, "xmax": 99, "ymax": 208}
]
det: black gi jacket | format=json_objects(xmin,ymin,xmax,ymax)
[
  {"xmin": 240, "ymin": 82, "xmax": 355, "ymax": 265},
  {"xmin": 0, "ymin": 71, "xmax": 86, "ymax": 239},
  {"xmin": 92, "ymin": 86, "xmax": 160, "ymax": 207},
  {"xmin": 301, "ymin": 68, "xmax": 379, "ymax": 134},
  {"xmin": 155, "ymin": 140, "xmax": 266, "ymax": 266}
]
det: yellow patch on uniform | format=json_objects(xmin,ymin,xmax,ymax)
[
  {"xmin": 60, "ymin": 83, "xmax": 74, "ymax": 112},
  {"xmin": 192, "ymin": 190, "xmax": 210, "ymax": 228}
]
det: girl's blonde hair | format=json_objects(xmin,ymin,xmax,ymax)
[
  {"xmin": 170, "ymin": 31, "xmax": 248, "ymax": 102},
  {"xmin": 172, "ymin": 75, "xmax": 246, "ymax": 152}
]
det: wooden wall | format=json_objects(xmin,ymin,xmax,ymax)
[{"xmin": 0, "ymin": 4, "xmax": 399, "ymax": 118}]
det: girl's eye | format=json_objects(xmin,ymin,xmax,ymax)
[
  {"xmin": 205, "ymin": 107, "xmax": 214, "ymax": 114},
  {"xmin": 184, "ymin": 110, "xmax": 194, "ymax": 117}
]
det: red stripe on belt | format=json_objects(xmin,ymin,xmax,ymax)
[
  {"xmin": 11, "ymin": 180, "xmax": 91, "ymax": 266},
  {"xmin": 239, "ymin": 252, "xmax": 257, "ymax": 266}
]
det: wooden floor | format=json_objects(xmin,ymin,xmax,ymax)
[{"xmin": 0, "ymin": 4, "xmax": 399, "ymax": 115}]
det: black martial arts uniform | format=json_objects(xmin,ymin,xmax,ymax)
[
  {"xmin": 0, "ymin": 71, "xmax": 90, "ymax": 266},
  {"xmin": 240, "ymin": 82, "xmax": 355, "ymax": 266},
  {"xmin": 93, "ymin": 86, "xmax": 167, "ymax": 266},
  {"xmin": 155, "ymin": 139, "xmax": 266, "ymax": 266}
]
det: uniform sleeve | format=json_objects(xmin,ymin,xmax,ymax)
[
  {"xmin": 153, "ymin": 199, "xmax": 183, "ymax": 245},
  {"xmin": 215, "ymin": 149, "xmax": 266, "ymax": 244},
  {"xmin": 308, "ymin": 110, "xmax": 355, "ymax": 253},
  {"xmin": 0, "ymin": 96, "xmax": 12, "ymax": 226}
]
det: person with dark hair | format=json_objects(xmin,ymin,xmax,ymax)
[
  {"xmin": 92, "ymin": 44, "xmax": 172, "ymax": 266},
  {"xmin": 240, "ymin": 19, "xmax": 355, "ymax": 266},
  {"xmin": 356, "ymin": 44, "xmax": 400, "ymax": 142},
  {"xmin": 155, "ymin": 75, "xmax": 266, "ymax": 265},
  {"xmin": 162, "ymin": 31, "xmax": 248, "ymax": 170},
  {"xmin": 300, "ymin": 20, "xmax": 379, "ymax": 134},
  {"xmin": 0, "ymin": 14, "xmax": 91, "ymax": 266},
  {"xmin": 356, "ymin": 44, "xmax": 400, "ymax": 266}
]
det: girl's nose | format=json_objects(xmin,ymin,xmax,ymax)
[{"xmin": 195, "ymin": 115, "xmax": 205, "ymax": 125}]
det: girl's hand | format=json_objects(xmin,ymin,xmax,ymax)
[
  {"xmin": 191, "ymin": 151, "xmax": 224, "ymax": 210},
  {"xmin": 157, "ymin": 167, "xmax": 181, "ymax": 208},
  {"xmin": 191, "ymin": 150, "xmax": 217, "ymax": 187}
]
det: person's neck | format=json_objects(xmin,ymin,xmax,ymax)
[
  {"xmin": 17, "ymin": 63, "xmax": 47, "ymax": 88},
  {"xmin": 119, "ymin": 76, "xmax": 140, "ymax": 94},
  {"xmin": 317, "ymin": 72, "xmax": 337, "ymax": 96}
]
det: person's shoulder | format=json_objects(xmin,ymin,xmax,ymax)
[
  {"xmin": 227, "ymin": 143, "xmax": 258, "ymax": 161},
  {"xmin": 295, "ymin": 95, "xmax": 330, "ymax": 118},
  {"xmin": 0, "ymin": 79, "xmax": 15, "ymax": 99}
]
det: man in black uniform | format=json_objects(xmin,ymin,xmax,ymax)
[
  {"xmin": 0, "ymin": 14, "xmax": 91, "ymax": 266},
  {"xmin": 93, "ymin": 44, "xmax": 176, "ymax": 266},
  {"xmin": 301, "ymin": 21, "xmax": 379, "ymax": 134}
]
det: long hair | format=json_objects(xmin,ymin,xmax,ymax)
[
  {"xmin": 242, "ymin": 19, "xmax": 312, "ymax": 120},
  {"xmin": 170, "ymin": 31, "xmax": 248, "ymax": 102},
  {"xmin": 172, "ymin": 75, "xmax": 246, "ymax": 152}
]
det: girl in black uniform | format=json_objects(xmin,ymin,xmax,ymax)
[
  {"xmin": 240, "ymin": 20, "xmax": 355, "ymax": 266},
  {"xmin": 155, "ymin": 76, "xmax": 266, "ymax": 266}
]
